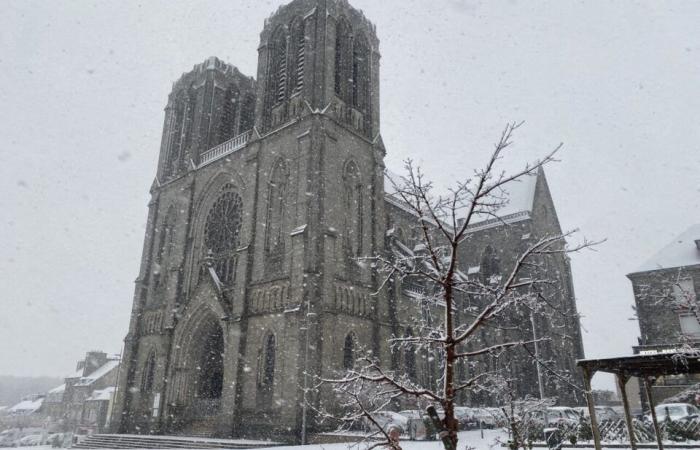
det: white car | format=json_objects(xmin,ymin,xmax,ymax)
[
  {"xmin": 647, "ymin": 403, "xmax": 700, "ymax": 422},
  {"xmin": 17, "ymin": 434, "xmax": 43, "ymax": 447},
  {"xmin": 531, "ymin": 407, "xmax": 579, "ymax": 427},
  {"xmin": 364, "ymin": 411, "xmax": 410, "ymax": 433},
  {"xmin": 574, "ymin": 406, "xmax": 619, "ymax": 421}
]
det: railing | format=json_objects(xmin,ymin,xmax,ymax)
[{"xmin": 198, "ymin": 130, "xmax": 252, "ymax": 167}]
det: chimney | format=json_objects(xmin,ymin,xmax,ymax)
[{"xmin": 83, "ymin": 351, "xmax": 108, "ymax": 377}]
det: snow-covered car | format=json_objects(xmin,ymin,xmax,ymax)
[
  {"xmin": 363, "ymin": 411, "xmax": 409, "ymax": 433},
  {"xmin": 398, "ymin": 409, "xmax": 421, "ymax": 420},
  {"xmin": 646, "ymin": 403, "xmax": 700, "ymax": 422},
  {"xmin": 17, "ymin": 434, "xmax": 43, "ymax": 447},
  {"xmin": 469, "ymin": 407, "xmax": 500, "ymax": 428},
  {"xmin": 548, "ymin": 407, "xmax": 580, "ymax": 425},
  {"xmin": 531, "ymin": 407, "xmax": 579, "ymax": 427},
  {"xmin": 0, "ymin": 430, "xmax": 17, "ymax": 448},
  {"xmin": 573, "ymin": 406, "xmax": 620, "ymax": 421},
  {"xmin": 454, "ymin": 407, "xmax": 479, "ymax": 429}
]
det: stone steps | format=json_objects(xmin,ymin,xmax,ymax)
[{"xmin": 73, "ymin": 434, "xmax": 278, "ymax": 449}]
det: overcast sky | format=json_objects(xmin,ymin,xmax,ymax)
[{"xmin": 1, "ymin": 0, "xmax": 699, "ymax": 392}]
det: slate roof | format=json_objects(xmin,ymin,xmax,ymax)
[{"xmin": 632, "ymin": 224, "xmax": 700, "ymax": 274}]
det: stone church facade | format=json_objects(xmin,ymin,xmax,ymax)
[{"xmin": 111, "ymin": 0, "xmax": 584, "ymax": 441}]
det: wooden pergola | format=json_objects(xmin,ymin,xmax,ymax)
[{"xmin": 578, "ymin": 352, "xmax": 700, "ymax": 450}]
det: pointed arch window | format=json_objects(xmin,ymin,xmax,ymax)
[
  {"xmin": 256, "ymin": 333, "xmax": 276, "ymax": 407},
  {"xmin": 141, "ymin": 352, "xmax": 157, "ymax": 393},
  {"xmin": 334, "ymin": 19, "xmax": 351, "ymax": 102},
  {"xmin": 290, "ymin": 18, "xmax": 305, "ymax": 95},
  {"xmin": 203, "ymin": 185, "xmax": 243, "ymax": 285},
  {"xmin": 217, "ymin": 85, "xmax": 240, "ymax": 144},
  {"xmin": 165, "ymin": 88, "xmax": 196, "ymax": 177},
  {"xmin": 343, "ymin": 333, "xmax": 355, "ymax": 370},
  {"xmin": 404, "ymin": 328, "xmax": 417, "ymax": 381},
  {"xmin": 265, "ymin": 160, "xmax": 289, "ymax": 274},
  {"xmin": 481, "ymin": 245, "xmax": 501, "ymax": 285},
  {"xmin": 153, "ymin": 208, "xmax": 176, "ymax": 290},
  {"xmin": 343, "ymin": 162, "xmax": 363, "ymax": 257},
  {"xmin": 270, "ymin": 28, "xmax": 288, "ymax": 105},
  {"xmin": 352, "ymin": 34, "xmax": 370, "ymax": 113},
  {"xmin": 264, "ymin": 334, "xmax": 276, "ymax": 386},
  {"xmin": 240, "ymin": 93, "xmax": 256, "ymax": 132}
]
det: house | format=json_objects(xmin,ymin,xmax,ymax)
[
  {"xmin": 628, "ymin": 224, "xmax": 700, "ymax": 404},
  {"xmin": 43, "ymin": 351, "xmax": 119, "ymax": 434}
]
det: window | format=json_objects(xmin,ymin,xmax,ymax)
[
  {"xmin": 404, "ymin": 328, "xmax": 417, "ymax": 381},
  {"xmin": 141, "ymin": 352, "xmax": 156, "ymax": 393},
  {"xmin": 334, "ymin": 19, "xmax": 350, "ymax": 101},
  {"xmin": 265, "ymin": 160, "xmax": 289, "ymax": 274},
  {"xmin": 343, "ymin": 161, "xmax": 363, "ymax": 257},
  {"xmin": 352, "ymin": 34, "xmax": 370, "ymax": 112},
  {"xmin": 679, "ymin": 313, "xmax": 700, "ymax": 338},
  {"xmin": 290, "ymin": 18, "xmax": 305, "ymax": 94},
  {"xmin": 673, "ymin": 279, "xmax": 697, "ymax": 305},
  {"xmin": 481, "ymin": 245, "xmax": 501, "ymax": 285},
  {"xmin": 343, "ymin": 333, "xmax": 355, "ymax": 370},
  {"xmin": 270, "ymin": 28, "xmax": 288, "ymax": 104},
  {"xmin": 262, "ymin": 334, "xmax": 276, "ymax": 388},
  {"xmin": 217, "ymin": 85, "xmax": 240, "ymax": 144},
  {"xmin": 203, "ymin": 185, "xmax": 243, "ymax": 285}
]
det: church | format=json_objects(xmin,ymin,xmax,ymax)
[{"xmin": 111, "ymin": 0, "xmax": 585, "ymax": 441}]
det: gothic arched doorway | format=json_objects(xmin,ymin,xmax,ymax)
[
  {"xmin": 195, "ymin": 320, "xmax": 224, "ymax": 402},
  {"xmin": 168, "ymin": 309, "xmax": 226, "ymax": 435},
  {"xmin": 190, "ymin": 315, "xmax": 224, "ymax": 416}
]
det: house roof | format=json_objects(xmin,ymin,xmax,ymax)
[
  {"xmin": 384, "ymin": 168, "xmax": 541, "ymax": 232},
  {"xmin": 87, "ymin": 386, "xmax": 115, "ymax": 402},
  {"xmin": 48, "ymin": 384, "xmax": 65, "ymax": 394},
  {"xmin": 632, "ymin": 224, "xmax": 700, "ymax": 274},
  {"xmin": 9, "ymin": 397, "xmax": 43, "ymax": 415},
  {"xmin": 74, "ymin": 359, "xmax": 119, "ymax": 386},
  {"xmin": 468, "ymin": 171, "xmax": 538, "ymax": 228}
]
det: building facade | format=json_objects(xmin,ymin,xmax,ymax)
[
  {"xmin": 628, "ymin": 224, "xmax": 700, "ymax": 404},
  {"xmin": 42, "ymin": 351, "xmax": 120, "ymax": 435},
  {"xmin": 111, "ymin": 0, "xmax": 584, "ymax": 440}
]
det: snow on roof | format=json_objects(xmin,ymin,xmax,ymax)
[
  {"xmin": 384, "ymin": 167, "xmax": 539, "ymax": 231},
  {"xmin": 66, "ymin": 367, "xmax": 85, "ymax": 379},
  {"xmin": 48, "ymin": 384, "xmax": 65, "ymax": 394},
  {"xmin": 469, "ymin": 172, "xmax": 538, "ymax": 227},
  {"xmin": 87, "ymin": 386, "xmax": 115, "ymax": 402},
  {"xmin": 633, "ymin": 224, "xmax": 700, "ymax": 273},
  {"xmin": 74, "ymin": 359, "xmax": 119, "ymax": 386},
  {"xmin": 9, "ymin": 397, "xmax": 43, "ymax": 415}
]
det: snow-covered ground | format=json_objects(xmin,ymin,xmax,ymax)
[
  {"xmin": 6, "ymin": 430, "xmax": 506, "ymax": 450},
  {"xmin": 266, "ymin": 430, "xmax": 507, "ymax": 450}
]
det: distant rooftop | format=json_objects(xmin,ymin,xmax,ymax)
[
  {"xmin": 74, "ymin": 359, "xmax": 119, "ymax": 387},
  {"xmin": 632, "ymin": 224, "xmax": 700, "ymax": 274}
]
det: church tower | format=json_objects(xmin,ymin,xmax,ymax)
[{"xmin": 112, "ymin": 0, "xmax": 389, "ymax": 441}]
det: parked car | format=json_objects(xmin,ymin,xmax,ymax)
[
  {"xmin": 469, "ymin": 407, "xmax": 500, "ymax": 428},
  {"xmin": 363, "ymin": 411, "xmax": 410, "ymax": 433},
  {"xmin": 17, "ymin": 434, "xmax": 43, "ymax": 447},
  {"xmin": 0, "ymin": 430, "xmax": 17, "ymax": 447},
  {"xmin": 573, "ymin": 405, "xmax": 620, "ymax": 421},
  {"xmin": 530, "ymin": 407, "xmax": 579, "ymax": 427},
  {"xmin": 646, "ymin": 403, "xmax": 700, "ymax": 422},
  {"xmin": 454, "ymin": 407, "xmax": 479, "ymax": 429}
]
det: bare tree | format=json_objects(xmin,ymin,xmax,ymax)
[{"xmin": 316, "ymin": 123, "xmax": 597, "ymax": 450}]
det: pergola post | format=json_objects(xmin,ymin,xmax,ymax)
[
  {"xmin": 582, "ymin": 366, "xmax": 602, "ymax": 450},
  {"xmin": 643, "ymin": 377, "xmax": 664, "ymax": 450},
  {"xmin": 616, "ymin": 373, "xmax": 637, "ymax": 450}
]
